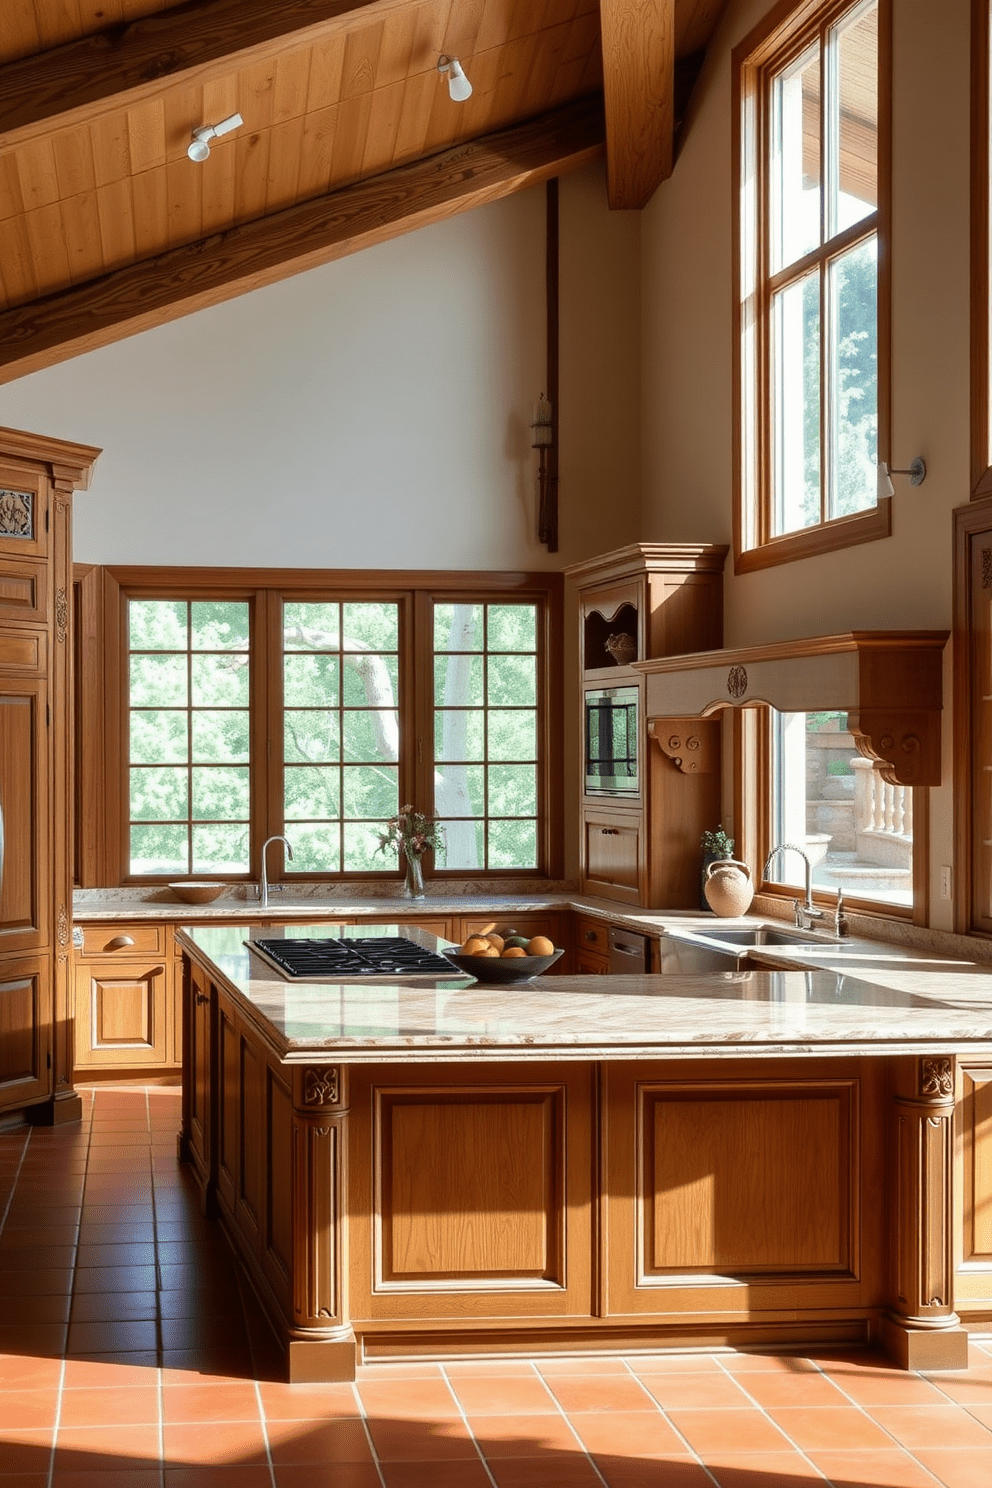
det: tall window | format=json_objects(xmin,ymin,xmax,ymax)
[
  {"xmin": 109, "ymin": 574, "xmax": 559, "ymax": 884},
  {"xmin": 433, "ymin": 602, "xmax": 539, "ymax": 870},
  {"xmin": 282, "ymin": 601, "xmax": 400, "ymax": 873},
  {"xmin": 736, "ymin": 0, "xmax": 890, "ymax": 570},
  {"xmin": 127, "ymin": 600, "xmax": 251, "ymax": 876}
]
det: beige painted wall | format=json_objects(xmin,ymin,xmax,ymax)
[{"xmin": 639, "ymin": 0, "xmax": 970, "ymax": 925}]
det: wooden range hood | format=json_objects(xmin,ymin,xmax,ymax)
[{"xmin": 633, "ymin": 631, "xmax": 949, "ymax": 786}]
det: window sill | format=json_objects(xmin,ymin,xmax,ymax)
[{"xmin": 735, "ymin": 498, "xmax": 892, "ymax": 575}]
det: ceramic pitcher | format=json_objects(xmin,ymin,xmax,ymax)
[{"xmin": 703, "ymin": 859, "xmax": 754, "ymax": 917}]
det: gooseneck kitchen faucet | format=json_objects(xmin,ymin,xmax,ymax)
[
  {"xmin": 260, "ymin": 835, "xmax": 293, "ymax": 908},
  {"xmin": 762, "ymin": 842, "xmax": 826, "ymax": 931}
]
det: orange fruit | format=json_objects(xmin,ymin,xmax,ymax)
[
  {"xmin": 487, "ymin": 933, "xmax": 505, "ymax": 952},
  {"xmin": 461, "ymin": 937, "xmax": 489, "ymax": 954},
  {"xmin": 526, "ymin": 935, "xmax": 554, "ymax": 956},
  {"xmin": 478, "ymin": 946, "xmax": 499, "ymax": 957},
  {"xmin": 502, "ymin": 946, "xmax": 526, "ymax": 958}
]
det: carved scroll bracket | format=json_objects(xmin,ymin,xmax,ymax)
[
  {"xmin": 295, "ymin": 1064, "xmax": 348, "ymax": 1115},
  {"xmin": 648, "ymin": 717, "xmax": 717, "ymax": 774},
  {"xmin": 847, "ymin": 710, "xmax": 939, "ymax": 787}
]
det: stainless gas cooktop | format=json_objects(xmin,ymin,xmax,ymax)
[{"xmin": 247, "ymin": 935, "xmax": 456, "ymax": 981}]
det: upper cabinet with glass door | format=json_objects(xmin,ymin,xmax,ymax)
[{"xmin": 735, "ymin": 0, "xmax": 890, "ymax": 570}]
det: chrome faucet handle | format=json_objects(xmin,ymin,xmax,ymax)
[{"xmin": 834, "ymin": 888, "xmax": 849, "ymax": 937}]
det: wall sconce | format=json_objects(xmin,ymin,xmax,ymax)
[
  {"xmin": 187, "ymin": 112, "xmax": 244, "ymax": 162},
  {"xmin": 877, "ymin": 457, "xmax": 926, "ymax": 498},
  {"xmin": 531, "ymin": 394, "xmax": 557, "ymax": 549},
  {"xmin": 437, "ymin": 55, "xmax": 473, "ymax": 102}
]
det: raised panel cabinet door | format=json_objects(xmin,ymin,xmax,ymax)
[
  {"xmin": 0, "ymin": 464, "xmax": 49, "ymax": 563},
  {"xmin": 72, "ymin": 959, "xmax": 171, "ymax": 1069},
  {"xmin": 0, "ymin": 956, "xmax": 52, "ymax": 1112},
  {"xmin": 0, "ymin": 672, "xmax": 50, "ymax": 955}
]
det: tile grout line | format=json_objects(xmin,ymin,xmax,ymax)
[
  {"xmin": 531, "ymin": 1362, "xmax": 655, "ymax": 1488},
  {"xmin": 252, "ymin": 1377, "xmax": 279, "ymax": 1488},
  {"xmin": 712, "ymin": 1353, "xmax": 948, "ymax": 1488},
  {"xmin": 351, "ymin": 1375, "xmax": 391, "ymax": 1487},
  {"xmin": 617, "ymin": 1358, "xmax": 722, "ymax": 1487},
  {"xmin": 437, "ymin": 1361, "xmax": 505, "ymax": 1487}
]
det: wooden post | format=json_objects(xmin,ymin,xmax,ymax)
[
  {"xmin": 289, "ymin": 1065, "xmax": 355, "ymax": 1382},
  {"xmin": 882, "ymin": 1055, "xmax": 969, "ymax": 1369}
]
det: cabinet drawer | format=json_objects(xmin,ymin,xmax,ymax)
[
  {"xmin": 573, "ymin": 915, "xmax": 610, "ymax": 955},
  {"xmin": 78, "ymin": 923, "xmax": 166, "ymax": 957},
  {"xmin": 574, "ymin": 946, "xmax": 610, "ymax": 975}
]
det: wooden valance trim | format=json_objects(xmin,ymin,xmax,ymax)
[{"xmin": 634, "ymin": 631, "xmax": 949, "ymax": 786}]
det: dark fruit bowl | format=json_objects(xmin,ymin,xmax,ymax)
[{"xmin": 442, "ymin": 949, "xmax": 564, "ymax": 984}]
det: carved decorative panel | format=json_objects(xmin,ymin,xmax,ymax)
[{"xmin": 0, "ymin": 489, "xmax": 33, "ymax": 539}]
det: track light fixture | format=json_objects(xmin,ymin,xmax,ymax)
[
  {"xmin": 437, "ymin": 55, "xmax": 473, "ymax": 102},
  {"xmin": 187, "ymin": 112, "xmax": 244, "ymax": 163}
]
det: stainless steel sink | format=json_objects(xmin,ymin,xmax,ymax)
[
  {"xmin": 687, "ymin": 926, "xmax": 831, "ymax": 949},
  {"xmin": 657, "ymin": 923, "xmax": 836, "ymax": 974}
]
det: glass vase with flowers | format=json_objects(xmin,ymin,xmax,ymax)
[{"xmin": 376, "ymin": 805, "xmax": 446, "ymax": 898}]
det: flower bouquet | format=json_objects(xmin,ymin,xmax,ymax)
[{"xmin": 376, "ymin": 805, "xmax": 445, "ymax": 898}]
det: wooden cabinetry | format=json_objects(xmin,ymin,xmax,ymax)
[
  {"xmin": 0, "ymin": 428, "xmax": 98, "ymax": 1123},
  {"xmin": 566, "ymin": 545, "xmax": 727, "ymax": 908},
  {"xmin": 73, "ymin": 924, "xmax": 175, "ymax": 1074},
  {"xmin": 571, "ymin": 914, "xmax": 610, "ymax": 974}
]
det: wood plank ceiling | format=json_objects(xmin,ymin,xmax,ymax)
[{"xmin": 0, "ymin": 0, "xmax": 730, "ymax": 381}]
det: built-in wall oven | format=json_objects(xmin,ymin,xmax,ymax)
[{"xmin": 584, "ymin": 685, "xmax": 639, "ymax": 795}]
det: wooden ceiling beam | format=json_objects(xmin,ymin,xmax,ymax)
[
  {"xmin": 0, "ymin": 97, "xmax": 605, "ymax": 385},
  {"xmin": 0, "ymin": 0, "xmax": 413, "ymax": 149},
  {"xmin": 599, "ymin": 0, "xmax": 674, "ymax": 209}
]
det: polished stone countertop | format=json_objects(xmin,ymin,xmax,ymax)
[{"xmin": 177, "ymin": 921, "xmax": 992, "ymax": 1064}]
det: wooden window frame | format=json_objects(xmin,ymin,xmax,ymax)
[
  {"xmin": 733, "ymin": 0, "xmax": 892, "ymax": 574},
  {"xmin": 740, "ymin": 704, "xmax": 926, "ymax": 925},
  {"xmin": 973, "ymin": 0, "xmax": 992, "ymax": 496},
  {"xmin": 75, "ymin": 566, "xmax": 563, "ymax": 889}
]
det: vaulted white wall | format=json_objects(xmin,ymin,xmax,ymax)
[{"xmin": 0, "ymin": 165, "xmax": 640, "ymax": 573}]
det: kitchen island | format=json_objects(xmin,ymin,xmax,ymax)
[{"xmin": 177, "ymin": 922, "xmax": 992, "ymax": 1381}]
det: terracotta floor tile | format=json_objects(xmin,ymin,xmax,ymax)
[
  {"xmin": 62, "ymin": 1358, "xmax": 159, "ymax": 1390},
  {"xmin": 765, "ymin": 1405, "xmax": 895, "ymax": 1452},
  {"xmin": 444, "ymin": 1360, "xmax": 542, "ymax": 1377},
  {"xmin": 569, "ymin": 1410, "xmax": 687, "ymax": 1457},
  {"xmin": 0, "ymin": 1321, "xmax": 67, "ymax": 1354},
  {"xmin": 379, "ymin": 1461, "xmax": 494, "ymax": 1488},
  {"xmin": 703, "ymin": 1452, "xmax": 827, "ymax": 1486},
  {"xmin": 626, "ymin": 1355, "xmax": 725, "ymax": 1377},
  {"xmin": 0, "ymin": 1269, "xmax": 73, "ymax": 1298},
  {"xmin": 721, "ymin": 1353, "xmax": 819, "ymax": 1375},
  {"xmin": 66, "ymin": 1320, "xmax": 158, "ymax": 1355},
  {"xmin": 76, "ymin": 1225, "xmax": 154, "ymax": 1245},
  {"xmin": 353, "ymin": 1363, "xmax": 445, "ymax": 1381},
  {"xmin": 0, "ymin": 1246, "xmax": 76, "ymax": 1271},
  {"xmin": 159, "ymin": 1349, "xmax": 255, "ymax": 1377},
  {"xmin": 161, "ymin": 1420, "xmax": 269, "ymax": 1466},
  {"xmin": 730, "ymin": 1369, "xmax": 848, "ymax": 1409},
  {"xmin": 0, "ymin": 1387, "xmax": 60, "ymax": 1428},
  {"xmin": 543, "ymin": 1375, "xmax": 656, "ymax": 1413},
  {"xmin": 925, "ymin": 1368, "xmax": 992, "ymax": 1406},
  {"xmin": 536, "ymin": 1358, "xmax": 632, "ymax": 1375},
  {"xmin": 77, "ymin": 1206, "xmax": 154, "ymax": 1226},
  {"xmin": 448, "ymin": 1373, "xmax": 558, "ymax": 1415},
  {"xmin": 591, "ymin": 1456, "xmax": 714, "ymax": 1488},
  {"xmin": 965, "ymin": 1402, "xmax": 992, "ymax": 1428},
  {"xmin": 665, "ymin": 1408, "xmax": 791, "ymax": 1456},
  {"xmin": 74, "ymin": 1245, "xmax": 156, "ymax": 1270},
  {"xmin": 807, "ymin": 1447, "xmax": 943, "ymax": 1486},
  {"xmin": 0, "ymin": 1227, "xmax": 79, "ymax": 1247},
  {"xmin": 273, "ymin": 1464, "xmax": 385, "ymax": 1488},
  {"xmin": 639, "ymin": 1374, "xmax": 751, "ymax": 1410},
  {"xmin": 868, "ymin": 1403, "xmax": 992, "ymax": 1449},
  {"xmin": 358, "ymin": 1378, "xmax": 460, "ymax": 1419},
  {"xmin": 58, "ymin": 1386, "xmax": 160, "ymax": 1427},
  {"xmin": 0, "ymin": 1426, "xmax": 55, "ymax": 1471},
  {"xmin": 468, "ymin": 1411, "xmax": 579, "ymax": 1457},
  {"xmin": 912, "ymin": 1447, "xmax": 992, "ymax": 1488},
  {"xmin": 825, "ymin": 1367, "xmax": 950, "ymax": 1409},
  {"xmin": 0, "ymin": 1355, "xmax": 64, "ymax": 1390},
  {"xmin": 54, "ymin": 1422, "xmax": 161, "ymax": 1471},
  {"xmin": 0, "ymin": 1473, "xmax": 48, "ymax": 1488},
  {"xmin": 162, "ymin": 1473, "xmax": 273, "ymax": 1488},
  {"xmin": 364, "ymin": 1416, "xmax": 478, "ymax": 1461},
  {"xmin": 0, "ymin": 1295, "xmax": 72, "ymax": 1325},
  {"xmin": 255, "ymin": 1380, "xmax": 360, "ymax": 1418},
  {"xmin": 486, "ymin": 1455, "xmax": 603, "ymax": 1487},
  {"xmin": 69, "ymin": 1292, "xmax": 158, "ymax": 1324},
  {"xmin": 51, "ymin": 1473, "xmax": 161, "ymax": 1488},
  {"xmin": 265, "ymin": 1416, "xmax": 375, "ymax": 1464},
  {"xmin": 162, "ymin": 1382, "xmax": 261, "ymax": 1423},
  {"xmin": 70, "ymin": 1266, "xmax": 157, "ymax": 1294}
]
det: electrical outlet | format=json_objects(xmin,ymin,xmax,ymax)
[{"xmin": 940, "ymin": 865, "xmax": 952, "ymax": 900}]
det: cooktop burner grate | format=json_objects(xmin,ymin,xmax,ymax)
[{"xmin": 250, "ymin": 935, "xmax": 455, "ymax": 979}]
